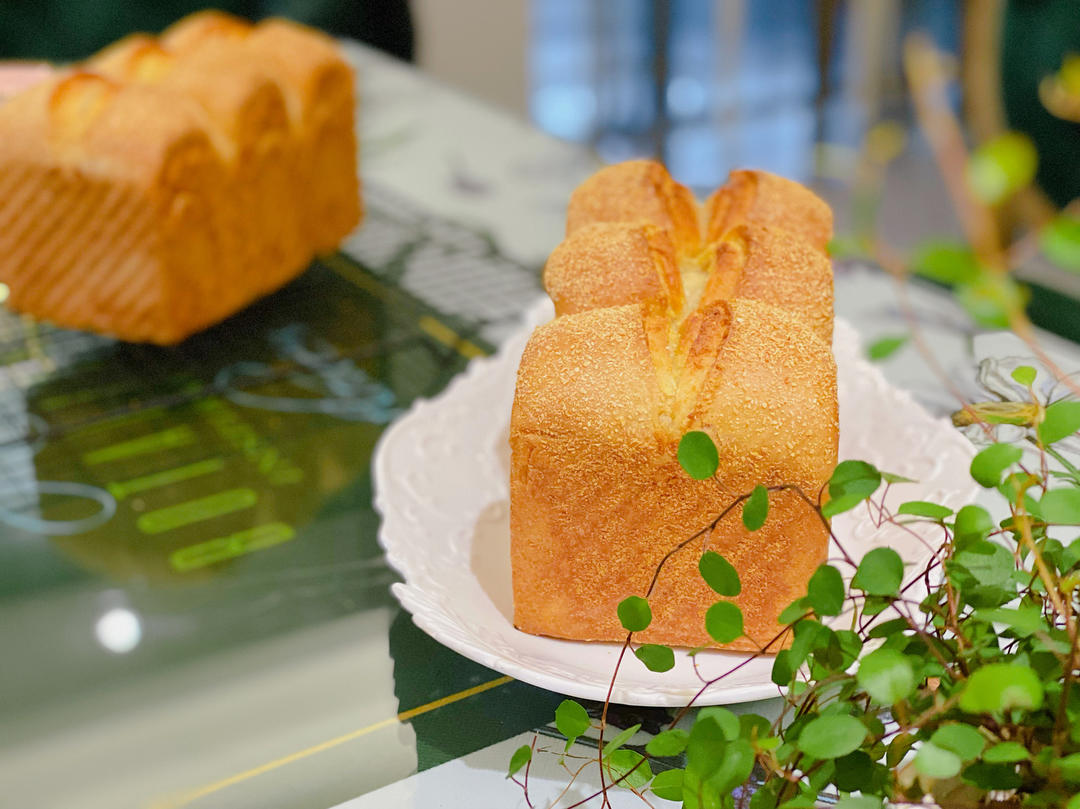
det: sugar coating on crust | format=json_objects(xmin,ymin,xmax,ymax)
[
  {"xmin": 543, "ymin": 222, "xmax": 682, "ymax": 317},
  {"xmin": 705, "ymin": 168, "xmax": 833, "ymax": 250},
  {"xmin": 565, "ymin": 159, "xmax": 701, "ymax": 254}
]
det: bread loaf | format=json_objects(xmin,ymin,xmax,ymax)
[
  {"xmin": 0, "ymin": 11, "xmax": 360, "ymax": 344},
  {"xmin": 511, "ymin": 162, "xmax": 838, "ymax": 650}
]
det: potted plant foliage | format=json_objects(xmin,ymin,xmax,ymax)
[{"xmin": 507, "ymin": 36, "xmax": 1080, "ymax": 809}]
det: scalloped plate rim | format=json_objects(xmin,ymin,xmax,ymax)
[{"xmin": 373, "ymin": 297, "xmax": 979, "ymax": 706}]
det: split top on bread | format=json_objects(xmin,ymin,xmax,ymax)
[
  {"xmin": 510, "ymin": 160, "xmax": 839, "ymax": 650},
  {"xmin": 544, "ymin": 160, "xmax": 834, "ymax": 343}
]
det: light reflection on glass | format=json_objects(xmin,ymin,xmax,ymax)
[{"xmin": 94, "ymin": 607, "xmax": 142, "ymax": 654}]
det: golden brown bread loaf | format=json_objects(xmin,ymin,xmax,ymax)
[
  {"xmin": 511, "ymin": 162, "xmax": 838, "ymax": 650},
  {"xmin": 0, "ymin": 11, "xmax": 360, "ymax": 344},
  {"xmin": 546, "ymin": 160, "xmax": 834, "ymax": 342}
]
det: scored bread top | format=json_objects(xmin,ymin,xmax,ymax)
[
  {"xmin": 546, "ymin": 160, "xmax": 834, "ymax": 343},
  {"xmin": 512, "ymin": 298, "xmax": 837, "ymax": 481},
  {"xmin": 703, "ymin": 168, "xmax": 832, "ymax": 250},
  {"xmin": 565, "ymin": 160, "xmax": 702, "ymax": 255}
]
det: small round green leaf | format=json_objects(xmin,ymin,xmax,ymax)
[
  {"xmin": 1040, "ymin": 488, "xmax": 1080, "ymax": 525},
  {"xmin": 709, "ymin": 737, "xmax": 756, "ymax": 794},
  {"xmin": 555, "ymin": 699, "xmax": 590, "ymax": 745},
  {"xmin": 1055, "ymin": 753, "xmax": 1080, "ymax": 784},
  {"xmin": 835, "ymin": 629, "xmax": 864, "ymax": 667},
  {"xmin": 699, "ymin": 550, "xmax": 741, "ymax": 596},
  {"xmin": 963, "ymin": 761, "xmax": 1024, "ymax": 790},
  {"xmin": 678, "ymin": 430, "xmax": 719, "ymax": 480},
  {"xmin": 796, "ymin": 715, "xmax": 868, "ymax": 759},
  {"xmin": 867, "ymin": 334, "xmax": 907, "ymax": 362},
  {"xmin": 966, "ymin": 132, "xmax": 1038, "ymax": 204},
  {"xmin": 970, "ymin": 443, "xmax": 1023, "ymax": 488},
  {"xmin": 827, "ymin": 235, "xmax": 867, "ymax": 259},
  {"xmin": 954, "ymin": 504, "xmax": 994, "ymax": 547},
  {"xmin": 983, "ymin": 741, "xmax": 1030, "ymax": 763},
  {"xmin": 771, "ymin": 649, "xmax": 794, "ymax": 686},
  {"xmin": 912, "ymin": 240, "xmax": 982, "ymax": 284},
  {"xmin": 829, "ymin": 460, "xmax": 882, "ymax": 499},
  {"xmin": 807, "ymin": 564, "xmax": 845, "ymax": 616},
  {"xmin": 617, "ymin": 596, "xmax": 652, "ymax": 632},
  {"xmin": 974, "ymin": 606, "xmax": 1047, "ymax": 637},
  {"xmin": 857, "ymin": 648, "xmax": 917, "ymax": 704},
  {"xmin": 686, "ymin": 714, "xmax": 727, "ymax": 774},
  {"xmin": 835, "ymin": 798, "xmax": 883, "ymax": 809},
  {"xmin": 930, "ymin": 724, "xmax": 986, "ymax": 761},
  {"xmin": 851, "ymin": 547, "xmax": 904, "ymax": 596},
  {"xmin": 897, "ymin": 500, "xmax": 953, "ymax": 520},
  {"xmin": 867, "ymin": 618, "xmax": 908, "ymax": 639},
  {"xmin": 646, "ymin": 729, "xmax": 689, "ymax": 758},
  {"xmin": 634, "ymin": 644, "xmax": 675, "ymax": 673},
  {"xmin": 914, "ymin": 741, "xmax": 962, "ymax": 779},
  {"xmin": 602, "ymin": 723, "xmax": 641, "ymax": 759},
  {"xmin": 881, "ymin": 470, "xmax": 917, "ymax": 484},
  {"xmin": 1011, "ymin": 365, "xmax": 1038, "ymax": 386},
  {"xmin": 705, "ymin": 601, "xmax": 743, "ymax": 644},
  {"xmin": 740, "ymin": 714, "xmax": 773, "ymax": 744},
  {"xmin": 606, "ymin": 749, "xmax": 652, "ymax": 789},
  {"xmin": 786, "ymin": 619, "xmax": 826, "ymax": 670},
  {"xmin": 650, "ymin": 768, "xmax": 684, "ymax": 801},
  {"xmin": 956, "ymin": 275, "xmax": 1028, "ymax": 329},
  {"xmin": 1041, "ymin": 215, "xmax": 1080, "ymax": 270},
  {"xmin": 832, "ymin": 750, "xmax": 875, "ymax": 792},
  {"xmin": 952, "ymin": 541, "xmax": 1015, "ymax": 587},
  {"xmin": 1039, "ymin": 400, "xmax": 1080, "ymax": 445},
  {"xmin": 698, "ymin": 706, "xmax": 740, "ymax": 741},
  {"xmin": 959, "ymin": 663, "xmax": 1044, "ymax": 714},
  {"xmin": 742, "ymin": 485, "xmax": 769, "ymax": 531},
  {"xmin": 824, "ymin": 460, "xmax": 882, "ymax": 518},
  {"xmin": 508, "ymin": 744, "xmax": 531, "ymax": 777},
  {"xmin": 777, "ymin": 598, "xmax": 811, "ymax": 624},
  {"xmin": 888, "ymin": 733, "xmax": 916, "ymax": 769},
  {"xmin": 822, "ymin": 492, "xmax": 870, "ymax": 519}
]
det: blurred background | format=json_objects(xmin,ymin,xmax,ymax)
[
  {"xmin": 3, "ymin": 1, "xmax": 1075, "ymax": 195},
  {"xmin": 423, "ymin": 0, "xmax": 1077, "ymax": 252},
  {"xmin": 5, "ymin": 1, "xmax": 1076, "ymax": 299}
]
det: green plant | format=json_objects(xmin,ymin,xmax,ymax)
[
  {"xmin": 510, "ymin": 409, "xmax": 1080, "ymax": 808},
  {"xmin": 505, "ymin": 33, "xmax": 1080, "ymax": 809}
]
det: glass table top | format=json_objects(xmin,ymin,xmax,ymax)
[{"xmin": 0, "ymin": 183, "xmax": 571, "ymax": 809}]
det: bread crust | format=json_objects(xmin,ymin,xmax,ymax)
[
  {"xmin": 543, "ymin": 222, "xmax": 682, "ymax": 317},
  {"xmin": 510, "ymin": 299, "xmax": 837, "ymax": 649},
  {"xmin": 566, "ymin": 159, "xmax": 701, "ymax": 255},
  {"xmin": 705, "ymin": 168, "xmax": 833, "ymax": 250}
]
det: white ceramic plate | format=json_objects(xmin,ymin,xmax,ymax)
[{"xmin": 374, "ymin": 298, "xmax": 979, "ymax": 706}]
